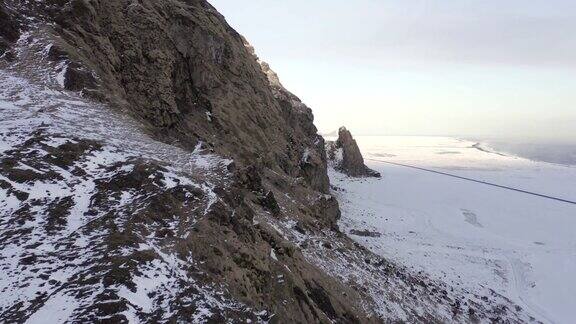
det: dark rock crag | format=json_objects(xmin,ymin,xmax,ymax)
[
  {"xmin": 327, "ymin": 127, "xmax": 381, "ymax": 178},
  {"xmin": 0, "ymin": 3, "xmax": 20, "ymax": 57},
  {"xmin": 43, "ymin": 0, "xmax": 328, "ymax": 194}
]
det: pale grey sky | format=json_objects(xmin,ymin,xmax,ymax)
[{"xmin": 209, "ymin": 0, "xmax": 576, "ymax": 140}]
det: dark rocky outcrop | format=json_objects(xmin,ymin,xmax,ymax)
[
  {"xmin": 327, "ymin": 127, "xmax": 381, "ymax": 178},
  {"xmin": 350, "ymin": 229, "xmax": 382, "ymax": 238},
  {"xmin": 0, "ymin": 3, "xmax": 20, "ymax": 57}
]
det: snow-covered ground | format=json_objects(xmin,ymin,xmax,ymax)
[{"xmin": 331, "ymin": 136, "xmax": 576, "ymax": 324}]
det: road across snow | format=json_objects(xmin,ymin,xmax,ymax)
[
  {"xmin": 372, "ymin": 159, "xmax": 576, "ymax": 206},
  {"xmin": 331, "ymin": 136, "xmax": 576, "ymax": 324}
]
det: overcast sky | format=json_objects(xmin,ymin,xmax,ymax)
[{"xmin": 209, "ymin": 0, "xmax": 576, "ymax": 141}]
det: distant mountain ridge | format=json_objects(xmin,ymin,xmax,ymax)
[{"xmin": 474, "ymin": 139, "xmax": 576, "ymax": 167}]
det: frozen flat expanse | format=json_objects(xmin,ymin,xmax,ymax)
[{"xmin": 331, "ymin": 136, "xmax": 576, "ymax": 324}]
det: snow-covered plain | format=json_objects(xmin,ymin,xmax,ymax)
[{"xmin": 331, "ymin": 136, "xmax": 576, "ymax": 324}]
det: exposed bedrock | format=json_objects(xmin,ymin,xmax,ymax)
[{"xmin": 28, "ymin": 0, "xmax": 330, "ymax": 195}]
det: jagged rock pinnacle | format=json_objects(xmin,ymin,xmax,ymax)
[{"xmin": 326, "ymin": 127, "xmax": 381, "ymax": 178}]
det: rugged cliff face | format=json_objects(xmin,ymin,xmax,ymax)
[
  {"xmin": 43, "ymin": 0, "xmax": 328, "ymax": 194},
  {"xmin": 0, "ymin": 1, "xmax": 539, "ymax": 323},
  {"xmin": 0, "ymin": 0, "xmax": 356, "ymax": 322}
]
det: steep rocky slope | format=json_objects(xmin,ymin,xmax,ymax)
[
  {"xmin": 42, "ymin": 0, "xmax": 329, "ymax": 194},
  {"xmin": 0, "ymin": 0, "xmax": 539, "ymax": 323}
]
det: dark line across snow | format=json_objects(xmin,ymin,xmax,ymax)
[{"xmin": 368, "ymin": 158, "xmax": 576, "ymax": 206}]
